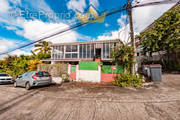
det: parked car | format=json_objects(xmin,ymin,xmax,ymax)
[
  {"xmin": 0, "ymin": 73, "xmax": 13, "ymax": 84},
  {"xmin": 14, "ymin": 71, "xmax": 52, "ymax": 90}
]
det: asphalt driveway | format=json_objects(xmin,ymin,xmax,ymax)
[{"xmin": 0, "ymin": 74, "xmax": 179, "ymax": 120}]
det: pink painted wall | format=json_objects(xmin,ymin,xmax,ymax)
[
  {"xmin": 70, "ymin": 72, "xmax": 76, "ymax": 80},
  {"xmin": 101, "ymin": 73, "xmax": 116, "ymax": 82}
]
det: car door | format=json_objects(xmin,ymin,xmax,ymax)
[
  {"xmin": 17, "ymin": 73, "xmax": 28, "ymax": 87},
  {"xmin": 16, "ymin": 75, "xmax": 23, "ymax": 86},
  {"xmin": 21, "ymin": 72, "xmax": 29, "ymax": 87}
]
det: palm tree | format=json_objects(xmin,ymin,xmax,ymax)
[{"xmin": 34, "ymin": 41, "xmax": 51, "ymax": 54}]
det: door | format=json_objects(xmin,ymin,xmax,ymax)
[
  {"xmin": 95, "ymin": 48, "xmax": 101, "ymax": 58},
  {"xmin": 16, "ymin": 76, "xmax": 22, "ymax": 86},
  {"xmin": 16, "ymin": 73, "xmax": 28, "ymax": 86},
  {"xmin": 70, "ymin": 65, "xmax": 76, "ymax": 80}
]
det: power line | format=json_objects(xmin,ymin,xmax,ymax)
[
  {"xmin": 0, "ymin": 0, "xmax": 178, "ymax": 56},
  {"xmin": 133, "ymin": 0, "xmax": 179, "ymax": 8},
  {"xmin": 0, "ymin": 6, "xmax": 127, "ymax": 56}
]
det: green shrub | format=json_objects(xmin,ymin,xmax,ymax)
[
  {"xmin": 112, "ymin": 73, "xmax": 142, "ymax": 88},
  {"xmin": 62, "ymin": 74, "xmax": 70, "ymax": 82}
]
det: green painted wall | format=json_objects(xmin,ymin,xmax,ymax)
[
  {"xmin": 113, "ymin": 65, "xmax": 124, "ymax": 74},
  {"xmin": 71, "ymin": 66, "xmax": 76, "ymax": 72},
  {"xmin": 101, "ymin": 66, "xmax": 112, "ymax": 73},
  {"xmin": 79, "ymin": 62, "xmax": 98, "ymax": 70}
]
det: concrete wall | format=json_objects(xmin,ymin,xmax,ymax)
[
  {"xmin": 52, "ymin": 77, "xmax": 62, "ymax": 84},
  {"xmin": 38, "ymin": 64, "xmax": 68, "ymax": 77},
  {"xmin": 76, "ymin": 65, "xmax": 101, "ymax": 83}
]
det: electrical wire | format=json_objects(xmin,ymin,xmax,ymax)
[
  {"xmin": 0, "ymin": 6, "xmax": 127, "ymax": 56},
  {"xmin": 0, "ymin": 0, "xmax": 178, "ymax": 56}
]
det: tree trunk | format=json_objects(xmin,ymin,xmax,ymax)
[{"xmin": 158, "ymin": 51, "xmax": 165, "ymax": 69}]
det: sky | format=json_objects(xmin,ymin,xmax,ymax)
[{"xmin": 0, "ymin": 0, "xmax": 176, "ymax": 58}]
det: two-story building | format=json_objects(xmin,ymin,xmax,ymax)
[{"xmin": 44, "ymin": 39, "xmax": 120, "ymax": 65}]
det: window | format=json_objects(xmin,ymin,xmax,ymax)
[
  {"xmin": 103, "ymin": 43, "xmax": 113, "ymax": 59},
  {"xmin": 66, "ymin": 45, "xmax": 71, "ymax": 52},
  {"xmin": 65, "ymin": 45, "xmax": 78, "ymax": 58},
  {"xmin": 80, "ymin": 45, "xmax": 83, "ymax": 58},
  {"xmin": 83, "ymin": 44, "xmax": 86, "ymax": 58},
  {"xmin": 65, "ymin": 54, "xmax": 71, "ymax": 58},
  {"xmin": 0, "ymin": 74, "xmax": 9, "ymax": 77},
  {"xmin": 106, "ymin": 44, "xmax": 110, "ymax": 58},
  {"xmin": 79, "ymin": 44, "xmax": 94, "ymax": 58},
  {"xmin": 72, "ymin": 53, "xmax": 78, "ymax": 58},
  {"xmin": 87, "ymin": 45, "xmax": 90, "ymax": 58},
  {"xmin": 103, "ymin": 44, "xmax": 106, "ymax": 58},
  {"xmin": 52, "ymin": 44, "xmax": 95, "ymax": 59},
  {"xmin": 37, "ymin": 72, "xmax": 43, "ymax": 77},
  {"xmin": 91, "ymin": 45, "xmax": 94, "ymax": 58},
  {"xmin": 72, "ymin": 45, "xmax": 77, "ymax": 52},
  {"xmin": 21, "ymin": 72, "xmax": 29, "ymax": 78},
  {"xmin": 43, "ymin": 72, "xmax": 50, "ymax": 77},
  {"xmin": 52, "ymin": 45, "xmax": 64, "ymax": 59}
]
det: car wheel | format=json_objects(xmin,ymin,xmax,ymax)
[
  {"xmin": 25, "ymin": 82, "xmax": 31, "ymax": 90},
  {"xmin": 14, "ymin": 81, "xmax": 17, "ymax": 87}
]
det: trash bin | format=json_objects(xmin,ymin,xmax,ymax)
[{"xmin": 149, "ymin": 64, "xmax": 162, "ymax": 82}]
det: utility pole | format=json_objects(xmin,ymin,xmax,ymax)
[{"xmin": 127, "ymin": 0, "xmax": 136, "ymax": 74}]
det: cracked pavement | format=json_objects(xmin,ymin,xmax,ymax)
[{"xmin": 0, "ymin": 74, "xmax": 179, "ymax": 120}]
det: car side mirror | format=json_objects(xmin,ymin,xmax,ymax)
[{"xmin": 18, "ymin": 76, "xmax": 22, "ymax": 79}]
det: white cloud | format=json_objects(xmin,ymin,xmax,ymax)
[
  {"xmin": 9, "ymin": 0, "xmax": 21, "ymax": 5},
  {"xmin": 0, "ymin": 39, "xmax": 15, "ymax": 52},
  {"xmin": 0, "ymin": 0, "xmax": 10, "ymax": 13},
  {"xmin": 97, "ymin": 13, "xmax": 131, "ymax": 44},
  {"xmin": 5, "ymin": 26, "xmax": 18, "ymax": 31},
  {"xmin": 22, "ymin": 0, "xmax": 59, "ymax": 22},
  {"xmin": 97, "ymin": 25, "xmax": 131, "ymax": 44},
  {"xmin": 0, "ymin": 0, "xmax": 81, "ymax": 44},
  {"xmin": 14, "ymin": 19, "xmax": 79, "ymax": 43},
  {"xmin": 67, "ymin": 0, "xmax": 87, "ymax": 12},
  {"xmin": 0, "ymin": 38, "xmax": 31, "ymax": 59},
  {"xmin": 11, "ymin": 49, "xmax": 31, "ymax": 56},
  {"xmin": 67, "ymin": 0, "xmax": 99, "ymax": 12},
  {"xmin": 117, "ymin": 14, "xmax": 127, "ymax": 28},
  {"xmin": 90, "ymin": 0, "xmax": 99, "ymax": 7},
  {"xmin": 97, "ymin": 1, "xmax": 176, "ymax": 43},
  {"xmin": 132, "ymin": 1, "xmax": 176, "ymax": 33},
  {"xmin": 1, "ymin": 16, "xmax": 85, "ymax": 45},
  {"xmin": 25, "ymin": 0, "xmax": 53, "ymax": 13},
  {"xmin": 0, "ymin": 0, "xmax": 58, "ymax": 26},
  {"xmin": 105, "ymin": 23, "xmax": 110, "ymax": 27}
]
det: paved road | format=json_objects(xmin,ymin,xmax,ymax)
[{"xmin": 0, "ymin": 74, "xmax": 179, "ymax": 120}]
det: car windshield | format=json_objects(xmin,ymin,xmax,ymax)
[{"xmin": 0, "ymin": 74, "xmax": 9, "ymax": 77}]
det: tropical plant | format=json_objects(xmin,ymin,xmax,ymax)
[
  {"xmin": 31, "ymin": 50, "xmax": 51, "ymax": 60},
  {"xmin": 112, "ymin": 72, "xmax": 142, "ymax": 88},
  {"xmin": 0, "ymin": 41, "xmax": 51, "ymax": 78},
  {"xmin": 0, "ymin": 55, "xmax": 31, "ymax": 78},
  {"xmin": 111, "ymin": 43, "xmax": 135, "ymax": 72},
  {"xmin": 136, "ymin": 4, "xmax": 180, "ymax": 66},
  {"xmin": 34, "ymin": 41, "xmax": 51, "ymax": 54},
  {"xmin": 62, "ymin": 73, "xmax": 70, "ymax": 82},
  {"xmin": 28, "ymin": 60, "xmax": 42, "ymax": 71}
]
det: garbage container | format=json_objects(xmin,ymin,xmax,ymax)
[{"xmin": 149, "ymin": 64, "xmax": 162, "ymax": 82}]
